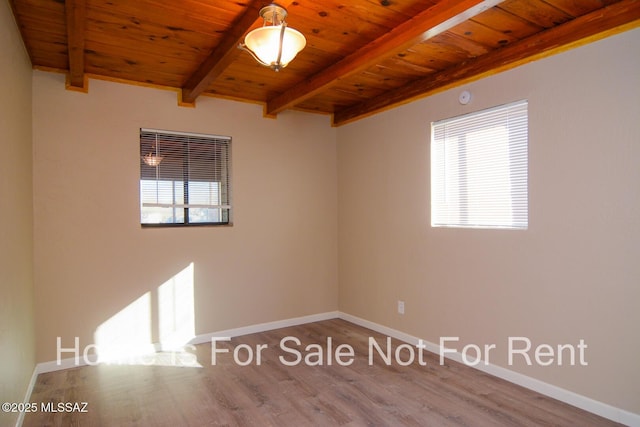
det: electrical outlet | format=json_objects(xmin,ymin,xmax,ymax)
[{"xmin": 397, "ymin": 300, "xmax": 405, "ymax": 315}]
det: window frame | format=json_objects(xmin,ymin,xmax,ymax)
[
  {"xmin": 139, "ymin": 128, "xmax": 232, "ymax": 228},
  {"xmin": 430, "ymin": 100, "xmax": 528, "ymax": 230}
]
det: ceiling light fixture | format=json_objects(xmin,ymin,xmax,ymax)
[
  {"xmin": 238, "ymin": 3, "xmax": 306, "ymax": 72},
  {"xmin": 142, "ymin": 133, "xmax": 163, "ymax": 167},
  {"xmin": 142, "ymin": 152, "xmax": 163, "ymax": 167}
]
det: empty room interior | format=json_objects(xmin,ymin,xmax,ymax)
[{"xmin": 1, "ymin": 0, "xmax": 639, "ymax": 426}]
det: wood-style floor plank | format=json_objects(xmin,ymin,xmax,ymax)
[{"xmin": 23, "ymin": 319, "xmax": 622, "ymax": 426}]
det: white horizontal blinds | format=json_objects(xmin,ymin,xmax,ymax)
[
  {"xmin": 140, "ymin": 129, "xmax": 231, "ymax": 225},
  {"xmin": 431, "ymin": 100, "xmax": 528, "ymax": 229}
]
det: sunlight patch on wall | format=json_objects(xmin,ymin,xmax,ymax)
[
  {"xmin": 94, "ymin": 292, "xmax": 154, "ymax": 362},
  {"xmin": 93, "ymin": 263, "xmax": 199, "ymax": 367},
  {"xmin": 158, "ymin": 262, "xmax": 196, "ymax": 351}
]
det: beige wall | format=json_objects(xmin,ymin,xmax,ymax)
[
  {"xmin": 337, "ymin": 29, "xmax": 640, "ymax": 414},
  {"xmin": 0, "ymin": 1, "xmax": 36, "ymax": 425},
  {"xmin": 32, "ymin": 72, "xmax": 338, "ymax": 362},
  {"xmin": 17, "ymin": 14, "xmax": 640, "ymax": 418}
]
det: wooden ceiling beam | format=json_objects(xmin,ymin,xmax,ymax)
[
  {"xmin": 180, "ymin": 0, "xmax": 265, "ymax": 106},
  {"xmin": 64, "ymin": 0, "xmax": 87, "ymax": 92},
  {"xmin": 265, "ymin": 0, "xmax": 505, "ymax": 116},
  {"xmin": 332, "ymin": 0, "xmax": 640, "ymax": 126}
]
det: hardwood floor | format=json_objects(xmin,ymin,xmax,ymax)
[{"xmin": 23, "ymin": 319, "xmax": 621, "ymax": 426}]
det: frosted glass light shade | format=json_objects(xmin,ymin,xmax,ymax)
[
  {"xmin": 244, "ymin": 25, "xmax": 306, "ymax": 69},
  {"xmin": 142, "ymin": 153, "xmax": 163, "ymax": 167}
]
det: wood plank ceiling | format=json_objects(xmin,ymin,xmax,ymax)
[{"xmin": 9, "ymin": 0, "xmax": 640, "ymax": 126}]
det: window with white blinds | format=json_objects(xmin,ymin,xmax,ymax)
[
  {"xmin": 140, "ymin": 128, "xmax": 231, "ymax": 226},
  {"xmin": 431, "ymin": 100, "xmax": 528, "ymax": 229}
]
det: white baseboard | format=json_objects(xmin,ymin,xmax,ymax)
[
  {"xmin": 189, "ymin": 311, "xmax": 340, "ymax": 345},
  {"xmin": 34, "ymin": 311, "xmax": 340, "ymax": 374},
  {"xmin": 14, "ymin": 367, "xmax": 39, "ymax": 427},
  {"xmin": 338, "ymin": 311, "xmax": 640, "ymax": 427},
  {"xmin": 36, "ymin": 353, "xmax": 99, "ymax": 375},
  {"xmin": 27, "ymin": 310, "xmax": 639, "ymax": 426}
]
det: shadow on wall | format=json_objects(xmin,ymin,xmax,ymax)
[{"xmin": 92, "ymin": 262, "xmax": 200, "ymax": 367}]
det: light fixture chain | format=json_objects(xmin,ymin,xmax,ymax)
[{"xmin": 155, "ymin": 133, "xmax": 160, "ymax": 202}]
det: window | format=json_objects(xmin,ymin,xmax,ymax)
[
  {"xmin": 430, "ymin": 100, "xmax": 528, "ymax": 229},
  {"xmin": 140, "ymin": 128, "xmax": 231, "ymax": 226}
]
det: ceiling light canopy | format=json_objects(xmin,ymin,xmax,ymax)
[{"xmin": 239, "ymin": 4, "xmax": 306, "ymax": 72}]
